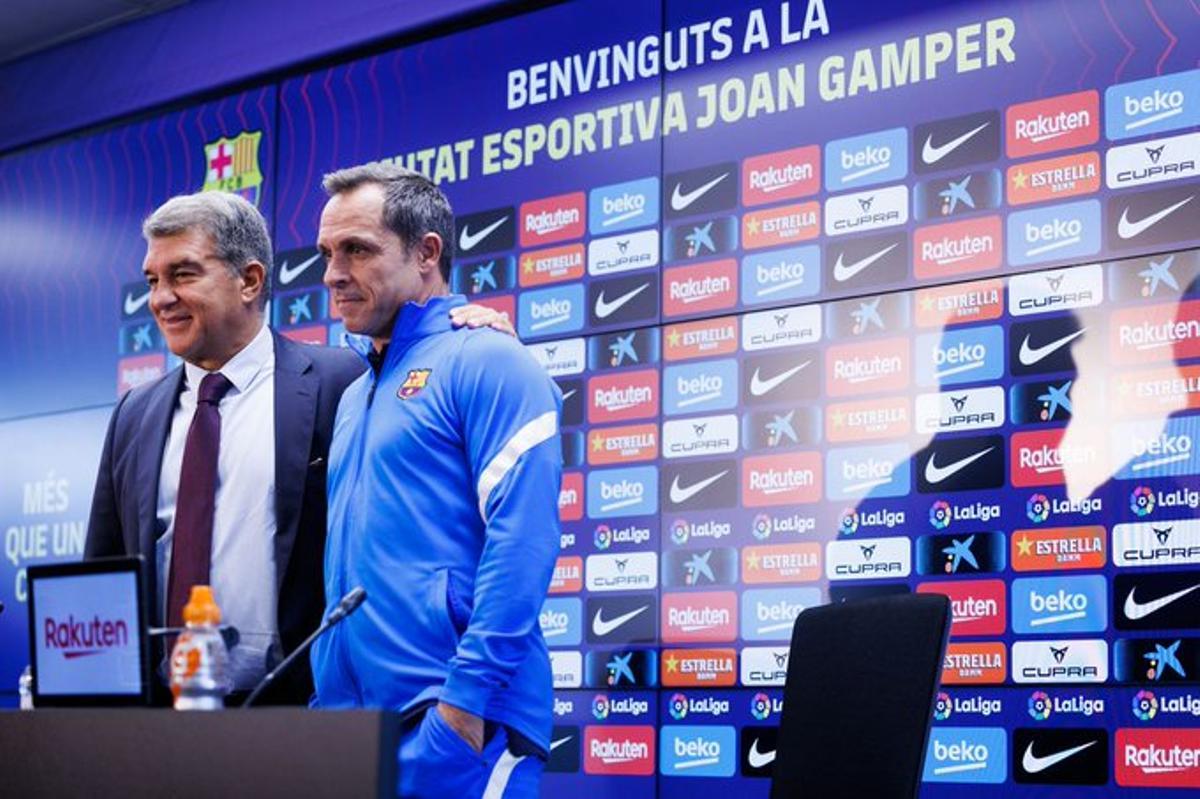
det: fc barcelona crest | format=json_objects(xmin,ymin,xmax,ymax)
[
  {"xmin": 202, "ymin": 131, "xmax": 264, "ymax": 206},
  {"xmin": 398, "ymin": 369, "xmax": 432, "ymax": 400}
]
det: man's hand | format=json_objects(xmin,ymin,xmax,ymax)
[
  {"xmin": 437, "ymin": 701, "xmax": 485, "ymax": 753},
  {"xmin": 450, "ymin": 304, "xmax": 517, "ymax": 338}
]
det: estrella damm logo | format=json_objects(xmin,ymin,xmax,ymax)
[
  {"xmin": 397, "ymin": 369, "xmax": 432, "ymax": 400},
  {"xmin": 203, "ymin": 131, "xmax": 264, "ymax": 205}
]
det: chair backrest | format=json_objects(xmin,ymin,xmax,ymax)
[{"xmin": 770, "ymin": 593, "xmax": 952, "ymax": 799}]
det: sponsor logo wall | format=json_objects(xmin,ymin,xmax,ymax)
[{"xmin": 1, "ymin": 0, "xmax": 1198, "ymax": 795}]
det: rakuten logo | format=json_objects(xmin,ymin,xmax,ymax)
[
  {"xmin": 520, "ymin": 192, "xmax": 586, "ymax": 246},
  {"xmin": 43, "ymin": 615, "xmax": 129, "ymax": 658},
  {"xmin": 588, "ymin": 369, "xmax": 658, "ymax": 423},
  {"xmin": 1111, "ymin": 300, "xmax": 1200, "ymax": 365},
  {"xmin": 661, "ymin": 591, "xmax": 738, "ymax": 643},
  {"xmin": 1006, "ymin": 90, "xmax": 1099, "ymax": 157},
  {"xmin": 663, "ymin": 260, "xmax": 737, "ymax": 317},
  {"xmin": 917, "ymin": 580, "xmax": 1005, "ymax": 636},
  {"xmin": 743, "ymin": 145, "xmax": 820, "ymax": 205},
  {"xmin": 1116, "ymin": 729, "xmax": 1200, "ymax": 788},
  {"xmin": 584, "ymin": 726, "xmax": 655, "ymax": 775},
  {"xmin": 913, "ymin": 216, "xmax": 1003, "ymax": 279},
  {"xmin": 826, "ymin": 338, "xmax": 909, "ymax": 396},
  {"xmin": 1011, "ymin": 429, "xmax": 1102, "ymax": 488},
  {"xmin": 742, "ymin": 452, "xmax": 822, "ymax": 507}
]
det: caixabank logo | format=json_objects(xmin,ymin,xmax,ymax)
[
  {"xmin": 915, "ymin": 532, "xmax": 1005, "ymax": 576},
  {"xmin": 1114, "ymin": 637, "xmax": 1198, "ymax": 683}
]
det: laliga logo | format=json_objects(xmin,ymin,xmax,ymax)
[
  {"xmin": 1131, "ymin": 485, "xmax": 1156, "ymax": 517},
  {"xmin": 669, "ymin": 693, "xmax": 689, "ymax": 721},
  {"xmin": 933, "ymin": 691, "xmax": 952, "ymax": 721},
  {"xmin": 1026, "ymin": 493, "xmax": 1051, "ymax": 524},
  {"xmin": 752, "ymin": 513, "xmax": 773, "ymax": 541},
  {"xmin": 840, "ymin": 508, "xmax": 860, "ymax": 536},
  {"xmin": 1133, "ymin": 690, "xmax": 1158, "ymax": 722},
  {"xmin": 1028, "ymin": 691, "xmax": 1052, "ymax": 721},
  {"xmin": 671, "ymin": 519, "xmax": 690, "ymax": 545},
  {"xmin": 592, "ymin": 694, "xmax": 611, "ymax": 721},
  {"xmin": 929, "ymin": 500, "xmax": 952, "ymax": 530},
  {"xmin": 594, "ymin": 524, "xmax": 613, "ymax": 550},
  {"xmin": 750, "ymin": 692, "xmax": 773, "ymax": 721}
]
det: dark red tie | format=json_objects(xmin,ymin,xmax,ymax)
[{"xmin": 167, "ymin": 372, "xmax": 233, "ymax": 627}]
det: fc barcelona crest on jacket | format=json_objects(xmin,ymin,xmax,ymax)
[{"xmin": 398, "ymin": 369, "xmax": 432, "ymax": 400}]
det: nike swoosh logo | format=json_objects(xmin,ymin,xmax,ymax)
[
  {"xmin": 561, "ymin": 389, "xmax": 578, "ymax": 402},
  {"xmin": 123, "ymin": 290, "xmax": 151, "ymax": 316},
  {"xmin": 550, "ymin": 736, "xmax": 573, "ymax": 752},
  {"xmin": 594, "ymin": 283, "xmax": 649, "ymax": 319},
  {"xmin": 1124, "ymin": 583, "xmax": 1200, "ymax": 621},
  {"xmin": 458, "ymin": 216, "xmax": 508, "ymax": 251},
  {"xmin": 670, "ymin": 172, "xmax": 729, "ymax": 212},
  {"xmin": 922, "ymin": 121, "xmax": 990, "ymax": 165},
  {"xmin": 749, "ymin": 361, "xmax": 812, "ymax": 397},
  {"xmin": 1118, "ymin": 196, "xmax": 1194, "ymax": 240},
  {"xmin": 748, "ymin": 739, "xmax": 776, "ymax": 769},
  {"xmin": 924, "ymin": 447, "xmax": 995, "ymax": 484},
  {"xmin": 592, "ymin": 605, "xmax": 649, "ymax": 637},
  {"xmin": 669, "ymin": 470, "xmax": 729, "ymax": 504},
  {"xmin": 278, "ymin": 252, "xmax": 322, "ymax": 285},
  {"xmin": 1018, "ymin": 328, "xmax": 1086, "ymax": 366},
  {"xmin": 1022, "ymin": 740, "xmax": 1097, "ymax": 774},
  {"xmin": 832, "ymin": 243, "xmax": 899, "ymax": 282}
]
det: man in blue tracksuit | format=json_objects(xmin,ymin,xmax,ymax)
[{"xmin": 310, "ymin": 164, "xmax": 562, "ymax": 798}]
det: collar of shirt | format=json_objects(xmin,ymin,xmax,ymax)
[
  {"xmin": 346, "ymin": 294, "xmax": 467, "ymax": 368},
  {"xmin": 182, "ymin": 322, "xmax": 273, "ymax": 397}
]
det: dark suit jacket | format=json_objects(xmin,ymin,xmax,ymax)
[{"xmin": 85, "ymin": 331, "xmax": 364, "ymax": 704}]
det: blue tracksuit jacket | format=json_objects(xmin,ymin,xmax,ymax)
[{"xmin": 312, "ymin": 294, "xmax": 563, "ymax": 752}]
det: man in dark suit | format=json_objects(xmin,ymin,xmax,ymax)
[{"xmin": 84, "ymin": 190, "xmax": 506, "ymax": 704}]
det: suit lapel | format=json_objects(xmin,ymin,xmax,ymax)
[
  {"xmin": 273, "ymin": 332, "xmax": 317, "ymax": 595},
  {"xmin": 135, "ymin": 367, "xmax": 183, "ymax": 624}
]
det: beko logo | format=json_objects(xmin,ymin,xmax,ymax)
[
  {"xmin": 1012, "ymin": 640, "xmax": 1108, "ymax": 683},
  {"xmin": 915, "ymin": 325, "xmax": 1003, "ymax": 387},
  {"xmin": 826, "ymin": 537, "xmax": 912, "ymax": 580},
  {"xmin": 589, "ymin": 177, "xmax": 658, "ymax": 234},
  {"xmin": 519, "ymin": 285, "xmax": 584, "ymax": 337},
  {"xmin": 825, "ymin": 127, "xmax": 908, "ymax": 189},
  {"xmin": 586, "ymin": 467, "xmax": 657, "ymax": 519},
  {"xmin": 585, "ymin": 552, "xmax": 657, "ymax": 592},
  {"xmin": 1012, "ymin": 575, "xmax": 1107, "ymax": 633},
  {"xmin": 664, "ymin": 360, "xmax": 737, "ymax": 415},
  {"xmin": 1008, "ymin": 200, "xmax": 1100, "ymax": 266},
  {"xmin": 1105, "ymin": 69, "xmax": 1199, "ymax": 141},
  {"xmin": 923, "ymin": 727, "xmax": 1007, "ymax": 784}
]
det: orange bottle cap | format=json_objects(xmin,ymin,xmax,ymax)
[{"xmin": 182, "ymin": 585, "xmax": 222, "ymax": 626}]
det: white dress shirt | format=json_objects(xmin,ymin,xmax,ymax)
[{"xmin": 156, "ymin": 322, "xmax": 279, "ymax": 691}]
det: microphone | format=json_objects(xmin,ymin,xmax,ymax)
[
  {"xmin": 242, "ymin": 587, "xmax": 367, "ymax": 709},
  {"xmin": 149, "ymin": 625, "xmax": 240, "ymax": 650}
]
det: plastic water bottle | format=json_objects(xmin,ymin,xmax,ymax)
[
  {"xmin": 18, "ymin": 665, "xmax": 33, "ymax": 710},
  {"xmin": 169, "ymin": 585, "xmax": 230, "ymax": 710}
]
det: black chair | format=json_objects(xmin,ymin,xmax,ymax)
[{"xmin": 771, "ymin": 593, "xmax": 952, "ymax": 799}]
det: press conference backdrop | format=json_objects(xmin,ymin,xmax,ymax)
[{"xmin": 1, "ymin": 0, "xmax": 1198, "ymax": 792}]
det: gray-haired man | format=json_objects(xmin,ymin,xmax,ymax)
[{"xmin": 85, "ymin": 190, "xmax": 507, "ymax": 704}]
